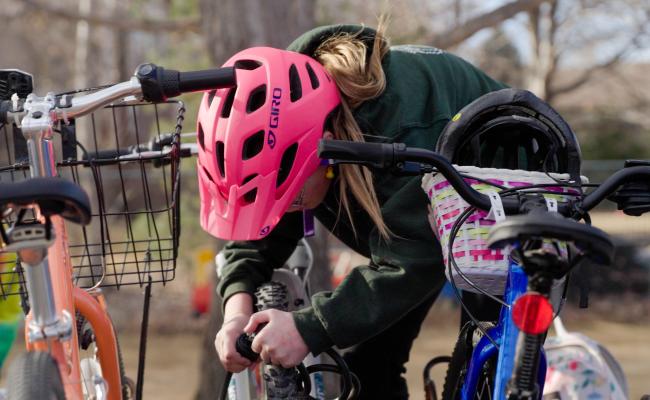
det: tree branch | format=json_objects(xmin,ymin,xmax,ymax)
[
  {"xmin": 550, "ymin": 21, "xmax": 650, "ymax": 99},
  {"xmin": 21, "ymin": 0, "xmax": 201, "ymax": 33},
  {"xmin": 543, "ymin": 0, "xmax": 560, "ymax": 97},
  {"xmin": 611, "ymin": 68, "xmax": 650, "ymax": 111},
  {"xmin": 426, "ymin": 0, "xmax": 549, "ymax": 49}
]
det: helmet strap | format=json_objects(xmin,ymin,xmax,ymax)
[{"xmin": 303, "ymin": 209, "xmax": 315, "ymax": 237}]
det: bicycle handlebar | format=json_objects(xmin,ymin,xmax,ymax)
[
  {"xmin": 0, "ymin": 63, "xmax": 236, "ymax": 125},
  {"xmin": 318, "ymin": 139, "xmax": 650, "ymax": 215},
  {"xmin": 135, "ymin": 63, "xmax": 236, "ymax": 103},
  {"xmin": 81, "ymin": 132, "xmax": 197, "ymax": 163},
  {"xmin": 235, "ymin": 333, "xmax": 259, "ymax": 362},
  {"xmin": 234, "ymin": 331, "xmax": 356, "ymax": 400},
  {"xmin": 319, "ymin": 140, "xmax": 520, "ymax": 212}
]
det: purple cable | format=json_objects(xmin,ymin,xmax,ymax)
[
  {"xmin": 303, "ymin": 209, "xmax": 315, "ymax": 237},
  {"xmin": 302, "ymin": 158, "xmax": 331, "ymax": 237}
]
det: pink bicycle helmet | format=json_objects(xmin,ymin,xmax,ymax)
[{"xmin": 196, "ymin": 47, "xmax": 341, "ymax": 240}]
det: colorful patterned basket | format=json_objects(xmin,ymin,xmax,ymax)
[{"xmin": 421, "ymin": 166, "xmax": 584, "ymax": 295}]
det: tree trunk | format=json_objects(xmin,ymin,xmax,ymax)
[
  {"xmin": 195, "ymin": 4, "xmax": 316, "ymax": 398},
  {"xmin": 199, "ymin": 0, "xmax": 316, "ymax": 65},
  {"xmin": 525, "ymin": 1, "xmax": 557, "ymax": 100},
  {"xmin": 73, "ymin": 0, "xmax": 91, "ymax": 89}
]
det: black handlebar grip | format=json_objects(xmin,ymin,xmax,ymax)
[
  {"xmin": 235, "ymin": 334, "xmax": 259, "ymax": 362},
  {"xmin": 136, "ymin": 63, "xmax": 178, "ymax": 103},
  {"xmin": 83, "ymin": 148, "xmax": 134, "ymax": 161},
  {"xmin": 318, "ymin": 139, "xmax": 399, "ymax": 169},
  {"xmin": 136, "ymin": 63, "xmax": 237, "ymax": 103},
  {"xmin": 178, "ymin": 68, "xmax": 237, "ymax": 93}
]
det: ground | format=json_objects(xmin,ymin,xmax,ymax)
[
  {"xmin": 2, "ymin": 300, "xmax": 648, "ymax": 399},
  {"xmin": 114, "ymin": 302, "xmax": 649, "ymax": 399}
]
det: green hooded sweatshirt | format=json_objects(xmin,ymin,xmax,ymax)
[{"xmin": 217, "ymin": 25, "xmax": 507, "ymax": 355}]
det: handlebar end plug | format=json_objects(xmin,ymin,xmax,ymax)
[{"xmin": 136, "ymin": 63, "xmax": 180, "ymax": 103}]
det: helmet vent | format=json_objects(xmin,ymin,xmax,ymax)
[
  {"xmin": 198, "ymin": 123, "xmax": 205, "ymax": 150},
  {"xmin": 234, "ymin": 59, "xmax": 262, "ymax": 70},
  {"xmin": 207, "ymin": 90, "xmax": 216, "ymax": 106},
  {"xmin": 289, "ymin": 64, "xmax": 302, "ymax": 102},
  {"xmin": 241, "ymin": 174, "xmax": 258, "ymax": 204},
  {"xmin": 247, "ymin": 85, "xmax": 266, "ymax": 113},
  {"xmin": 242, "ymin": 130, "xmax": 265, "ymax": 160},
  {"xmin": 276, "ymin": 143, "xmax": 298, "ymax": 188},
  {"xmin": 305, "ymin": 63, "xmax": 320, "ymax": 89},
  {"xmin": 242, "ymin": 188, "xmax": 257, "ymax": 204},
  {"xmin": 216, "ymin": 141, "xmax": 226, "ymax": 177},
  {"xmin": 221, "ymin": 88, "xmax": 236, "ymax": 118},
  {"xmin": 202, "ymin": 166, "xmax": 214, "ymax": 183}
]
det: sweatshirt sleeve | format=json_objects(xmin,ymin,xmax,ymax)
[
  {"xmin": 293, "ymin": 177, "xmax": 447, "ymax": 355},
  {"xmin": 217, "ymin": 211, "xmax": 304, "ymax": 305}
]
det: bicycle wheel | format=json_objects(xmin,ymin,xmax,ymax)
[
  {"xmin": 7, "ymin": 351, "xmax": 65, "ymax": 400},
  {"xmin": 77, "ymin": 313, "xmax": 134, "ymax": 399},
  {"xmin": 442, "ymin": 322, "xmax": 496, "ymax": 400},
  {"xmin": 255, "ymin": 282, "xmax": 309, "ymax": 399}
]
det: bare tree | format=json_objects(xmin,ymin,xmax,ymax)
[
  {"xmin": 199, "ymin": 0, "xmax": 316, "ymax": 65},
  {"xmin": 525, "ymin": 0, "xmax": 650, "ymax": 101},
  {"xmin": 476, "ymin": 28, "xmax": 526, "ymax": 87},
  {"xmin": 18, "ymin": 0, "xmax": 200, "ymax": 32},
  {"xmin": 426, "ymin": 0, "xmax": 548, "ymax": 48}
]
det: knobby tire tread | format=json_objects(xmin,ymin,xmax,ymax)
[
  {"xmin": 441, "ymin": 322, "xmax": 495, "ymax": 400},
  {"xmin": 79, "ymin": 312, "xmax": 132, "ymax": 399},
  {"xmin": 255, "ymin": 282, "xmax": 308, "ymax": 400},
  {"xmin": 7, "ymin": 352, "xmax": 65, "ymax": 400}
]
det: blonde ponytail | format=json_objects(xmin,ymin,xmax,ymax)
[{"xmin": 314, "ymin": 23, "xmax": 391, "ymax": 239}]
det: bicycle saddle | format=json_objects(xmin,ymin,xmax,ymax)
[
  {"xmin": 487, "ymin": 213, "xmax": 614, "ymax": 265},
  {"xmin": 0, "ymin": 178, "xmax": 91, "ymax": 225}
]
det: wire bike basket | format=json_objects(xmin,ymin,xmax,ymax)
[{"xmin": 0, "ymin": 96, "xmax": 184, "ymax": 297}]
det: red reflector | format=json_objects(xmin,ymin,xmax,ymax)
[{"xmin": 512, "ymin": 293, "xmax": 554, "ymax": 335}]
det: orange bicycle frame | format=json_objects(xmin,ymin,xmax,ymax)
[{"xmin": 19, "ymin": 115, "xmax": 123, "ymax": 399}]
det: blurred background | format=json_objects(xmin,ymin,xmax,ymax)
[{"xmin": 0, "ymin": 0, "xmax": 649, "ymax": 398}]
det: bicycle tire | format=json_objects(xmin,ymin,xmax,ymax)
[
  {"xmin": 255, "ymin": 282, "xmax": 309, "ymax": 399},
  {"xmin": 441, "ymin": 322, "xmax": 496, "ymax": 400},
  {"xmin": 77, "ymin": 313, "xmax": 133, "ymax": 399},
  {"xmin": 115, "ymin": 333, "xmax": 135, "ymax": 399},
  {"xmin": 6, "ymin": 351, "xmax": 66, "ymax": 400}
]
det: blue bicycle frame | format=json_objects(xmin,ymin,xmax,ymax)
[{"xmin": 459, "ymin": 255, "xmax": 548, "ymax": 400}]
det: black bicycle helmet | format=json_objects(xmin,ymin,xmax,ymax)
[{"xmin": 436, "ymin": 89, "xmax": 581, "ymax": 183}]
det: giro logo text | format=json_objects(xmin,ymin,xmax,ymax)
[{"xmin": 269, "ymin": 88, "xmax": 281, "ymax": 129}]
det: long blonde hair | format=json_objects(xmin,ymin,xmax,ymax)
[{"xmin": 314, "ymin": 23, "xmax": 391, "ymax": 239}]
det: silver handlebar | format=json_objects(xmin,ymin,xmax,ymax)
[
  {"xmin": 58, "ymin": 77, "xmax": 143, "ymax": 120},
  {"xmin": 7, "ymin": 77, "xmax": 143, "ymax": 130}
]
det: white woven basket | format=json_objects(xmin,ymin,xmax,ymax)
[{"xmin": 421, "ymin": 166, "xmax": 584, "ymax": 295}]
